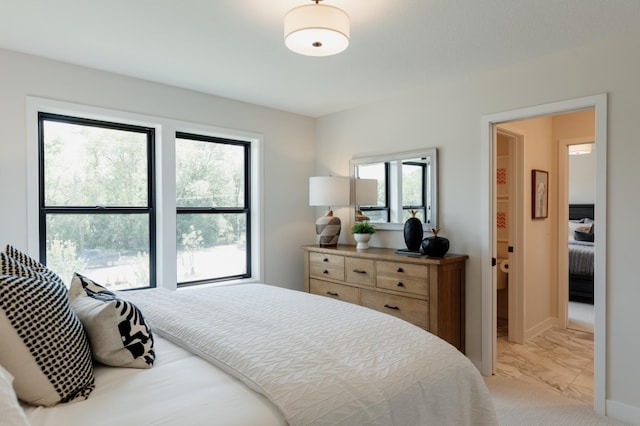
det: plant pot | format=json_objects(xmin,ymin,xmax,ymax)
[{"xmin": 353, "ymin": 233, "xmax": 372, "ymax": 250}]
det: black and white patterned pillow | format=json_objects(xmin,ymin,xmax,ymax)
[
  {"xmin": 3, "ymin": 245, "xmax": 66, "ymax": 291},
  {"xmin": 70, "ymin": 273, "xmax": 155, "ymax": 368},
  {"xmin": 0, "ymin": 274, "xmax": 95, "ymax": 406}
]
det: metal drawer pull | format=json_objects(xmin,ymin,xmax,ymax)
[
  {"xmin": 326, "ymin": 291, "xmax": 339, "ymax": 296},
  {"xmin": 397, "ymin": 282, "xmax": 404, "ymax": 287},
  {"xmin": 352, "ymin": 269, "xmax": 367, "ymax": 274},
  {"xmin": 323, "ymin": 258, "xmax": 329, "ymax": 262},
  {"xmin": 384, "ymin": 304, "xmax": 399, "ymax": 310},
  {"xmin": 396, "ymin": 267, "xmax": 404, "ymax": 273},
  {"xmin": 323, "ymin": 270, "xmax": 329, "ymax": 274}
]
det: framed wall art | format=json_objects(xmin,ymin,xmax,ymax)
[{"xmin": 531, "ymin": 169, "xmax": 548, "ymax": 219}]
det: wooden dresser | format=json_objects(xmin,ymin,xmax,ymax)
[{"xmin": 302, "ymin": 245, "xmax": 467, "ymax": 352}]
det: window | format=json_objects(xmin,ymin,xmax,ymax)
[
  {"xmin": 401, "ymin": 160, "xmax": 428, "ymax": 222},
  {"xmin": 175, "ymin": 132, "xmax": 251, "ymax": 285},
  {"xmin": 356, "ymin": 162, "xmax": 390, "ymax": 222},
  {"xmin": 38, "ymin": 112, "xmax": 155, "ymax": 290}
]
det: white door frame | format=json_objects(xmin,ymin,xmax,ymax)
[
  {"xmin": 480, "ymin": 94, "xmax": 607, "ymax": 415},
  {"xmin": 557, "ymin": 136, "xmax": 595, "ymax": 330}
]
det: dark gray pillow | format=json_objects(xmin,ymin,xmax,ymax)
[{"xmin": 575, "ymin": 229, "xmax": 594, "ymax": 242}]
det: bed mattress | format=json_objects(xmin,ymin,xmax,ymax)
[{"xmin": 22, "ymin": 335, "xmax": 286, "ymax": 426}]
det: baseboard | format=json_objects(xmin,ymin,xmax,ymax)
[
  {"xmin": 524, "ymin": 317, "xmax": 557, "ymax": 342},
  {"xmin": 607, "ymin": 399, "xmax": 640, "ymax": 424}
]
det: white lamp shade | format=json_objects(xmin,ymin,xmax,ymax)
[
  {"xmin": 309, "ymin": 176, "xmax": 350, "ymax": 207},
  {"xmin": 284, "ymin": 4, "xmax": 350, "ymax": 57},
  {"xmin": 355, "ymin": 178, "xmax": 378, "ymax": 205}
]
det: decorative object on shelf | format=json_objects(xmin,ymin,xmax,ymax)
[
  {"xmin": 309, "ymin": 176, "xmax": 350, "ymax": 247},
  {"xmin": 531, "ymin": 169, "xmax": 549, "ymax": 219},
  {"xmin": 284, "ymin": 0, "xmax": 350, "ymax": 57},
  {"xmin": 403, "ymin": 210, "xmax": 423, "ymax": 252},
  {"xmin": 351, "ymin": 221, "xmax": 376, "ymax": 250},
  {"xmin": 421, "ymin": 228, "xmax": 450, "ymax": 257},
  {"xmin": 354, "ymin": 178, "xmax": 378, "ymax": 222}
]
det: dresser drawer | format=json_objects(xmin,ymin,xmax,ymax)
[
  {"xmin": 345, "ymin": 257, "xmax": 375, "ymax": 287},
  {"xmin": 377, "ymin": 275, "xmax": 429, "ymax": 297},
  {"xmin": 361, "ymin": 289, "xmax": 429, "ymax": 329},
  {"xmin": 309, "ymin": 252, "xmax": 345, "ymax": 268},
  {"xmin": 310, "ymin": 264, "xmax": 345, "ymax": 281},
  {"xmin": 377, "ymin": 261, "xmax": 429, "ymax": 280},
  {"xmin": 310, "ymin": 279, "xmax": 359, "ymax": 304}
]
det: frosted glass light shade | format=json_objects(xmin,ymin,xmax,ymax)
[
  {"xmin": 309, "ymin": 176, "xmax": 350, "ymax": 207},
  {"xmin": 284, "ymin": 3, "xmax": 350, "ymax": 57}
]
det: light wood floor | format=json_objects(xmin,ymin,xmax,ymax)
[{"xmin": 496, "ymin": 320, "xmax": 594, "ymax": 404}]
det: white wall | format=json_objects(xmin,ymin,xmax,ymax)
[
  {"xmin": 569, "ymin": 152, "xmax": 596, "ymax": 203},
  {"xmin": 316, "ymin": 29, "xmax": 640, "ymax": 419},
  {"xmin": 0, "ymin": 48, "xmax": 316, "ymax": 291}
]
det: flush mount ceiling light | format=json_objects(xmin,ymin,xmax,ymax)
[{"xmin": 284, "ymin": 0, "xmax": 350, "ymax": 57}]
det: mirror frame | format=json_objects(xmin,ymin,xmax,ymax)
[{"xmin": 350, "ymin": 148, "xmax": 438, "ymax": 231}]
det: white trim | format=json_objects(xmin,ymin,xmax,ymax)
[
  {"xmin": 557, "ymin": 136, "xmax": 595, "ymax": 330},
  {"xmin": 25, "ymin": 96, "xmax": 264, "ymax": 289},
  {"xmin": 480, "ymin": 94, "xmax": 607, "ymax": 416},
  {"xmin": 606, "ymin": 400, "xmax": 640, "ymax": 425}
]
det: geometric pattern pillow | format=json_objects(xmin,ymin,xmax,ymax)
[
  {"xmin": 2, "ymin": 245, "xmax": 66, "ymax": 292},
  {"xmin": 0, "ymin": 274, "xmax": 95, "ymax": 406},
  {"xmin": 69, "ymin": 273, "xmax": 155, "ymax": 369}
]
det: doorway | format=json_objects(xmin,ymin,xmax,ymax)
[{"xmin": 480, "ymin": 94, "xmax": 607, "ymax": 415}]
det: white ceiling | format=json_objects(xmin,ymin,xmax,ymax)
[{"xmin": 1, "ymin": 0, "xmax": 639, "ymax": 118}]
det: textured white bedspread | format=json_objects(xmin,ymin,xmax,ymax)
[{"xmin": 125, "ymin": 284, "xmax": 497, "ymax": 426}]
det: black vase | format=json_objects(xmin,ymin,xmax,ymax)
[
  {"xmin": 421, "ymin": 230, "xmax": 450, "ymax": 257},
  {"xmin": 403, "ymin": 216, "xmax": 423, "ymax": 252}
]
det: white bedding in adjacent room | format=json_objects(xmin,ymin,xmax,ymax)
[
  {"xmin": 124, "ymin": 284, "xmax": 498, "ymax": 426},
  {"xmin": 22, "ymin": 335, "xmax": 286, "ymax": 426}
]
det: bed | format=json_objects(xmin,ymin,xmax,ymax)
[
  {"xmin": 2, "ymin": 253, "xmax": 498, "ymax": 426},
  {"xmin": 568, "ymin": 204, "xmax": 595, "ymax": 304}
]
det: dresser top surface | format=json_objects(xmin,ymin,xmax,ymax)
[{"xmin": 302, "ymin": 245, "xmax": 467, "ymax": 265}]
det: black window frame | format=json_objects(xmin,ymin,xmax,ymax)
[
  {"xmin": 175, "ymin": 131, "xmax": 252, "ymax": 287},
  {"xmin": 358, "ymin": 162, "xmax": 391, "ymax": 222},
  {"xmin": 38, "ymin": 112, "xmax": 157, "ymax": 289},
  {"xmin": 401, "ymin": 160, "xmax": 428, "ymax": 222}
]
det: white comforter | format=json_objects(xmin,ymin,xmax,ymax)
[{"xmin": 125, "ymin": 284, "xmax": 497, "ymax": 426}]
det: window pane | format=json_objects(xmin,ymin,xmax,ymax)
[
  {"xmin": 402, "ymin": 163, "xmax": 423, "ymax": 206},
  {"xmin": 177, "ymin": 213, "xmax": 247, "ymax": 283},
  {"xmin": 356, "ymin": 162, "xmax": 386, "ymax": 206},
  {"xmin": 42, "ymin": 120, "xmax": 148, "ymax": 207},
  {"xmin": 45, "ymin": 213, "xmax": 150, "ymax": 290},
  {"xmin": 362, "ymin": 209, "xmax": 389, "ymax": 223},
  {"xmin": 176, "ymin": 138, "xmax": 245, "ymax": 208}
]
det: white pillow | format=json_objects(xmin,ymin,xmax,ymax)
[
  {"xmin": 69, "ymin": 273, "xmax": 155, "ymax": 369},
  {"xmin": 0, "ymin": 364, "xmax": 30, "ymax": 426}
]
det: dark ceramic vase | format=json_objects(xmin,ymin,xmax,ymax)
[
  {"xmin": 403, "ymin": 214, "xmax": 423, "ymax": 252},
  {"xmin": 421, "ymin": 229, "xmax": 450, "ymax": 257}
]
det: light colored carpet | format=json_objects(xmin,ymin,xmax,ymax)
[
  {"xmin": 485, "ymin": 375, "xmax": 630, "ymax": 425},
  {"xmin": 568, "ymin": 301, "xmax": 594, "ymax": 333}
]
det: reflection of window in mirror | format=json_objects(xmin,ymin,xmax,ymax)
[
  {"xmin": 355, "ymin": 162, "xmax": 389, "ymax": 222},
  {"xmin": 355, "ymin": 157, "xmax": 432, "ymax": 225},
  {"xmin": 351, "ymin": 148, "xmax": 437, "ymax": 231}
]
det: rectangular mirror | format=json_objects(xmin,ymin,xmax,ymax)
[{"xmin": 350, "ymin": 148, "xmax": 437, "ymax": 231}]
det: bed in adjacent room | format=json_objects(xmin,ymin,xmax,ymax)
[
  {"xmin": 568, "ymin": 204, "xmax": 595, "ymax": 304},
  {"xmin": 1, "ymin": 245, "xmax": 497, "ymax": 426}
]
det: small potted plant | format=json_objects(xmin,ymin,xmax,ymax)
[{"xmin": 351, "ymin": 221, "xmax": 376, "ymax": 250}]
